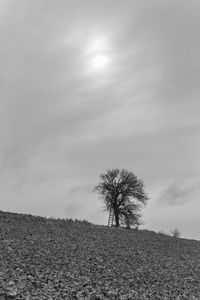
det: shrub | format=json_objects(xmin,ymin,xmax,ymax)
[{"xmin": 171, "ymin": 228, "xmax": 181, "ymax": 238}]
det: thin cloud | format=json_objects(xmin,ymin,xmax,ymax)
[
  {"xmin": 65, "ymin": 203, "xmax": 85, "ymax": 218},
  {"xmin": 157, "ymin": 179, "xmax": 200, "ymax": 206},
  {"xmin": 0, "ymin": 0, "xmax": 200, "ymax": 238},
  {"xmin": 67, "ymin": 185, "xmax": 91, "ymax": 198}
]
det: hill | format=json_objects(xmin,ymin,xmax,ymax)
[{"xmin": 0, "ymin": 210, "xmax": 200, "ymax": 299}]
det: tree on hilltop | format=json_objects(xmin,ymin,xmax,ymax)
[{"xmin": 94, "ymin": 168, "xmax": 148, "ymax": 228}]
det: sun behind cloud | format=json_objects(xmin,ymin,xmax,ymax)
[
  {"xmin": 84, "ymin": 35, "xmax": 111, "ymax": 74},
  {"xmin": 91, "ymin": 54, "xmax": 109, "ymax": 70}
]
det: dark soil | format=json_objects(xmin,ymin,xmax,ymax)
[{"xmin": 0, "ymin": 210, "xmax": 200, "ymax": 299}]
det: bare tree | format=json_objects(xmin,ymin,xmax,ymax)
[{"xmin": 94, "ymin": 168, "xmax": 148, "ymax": 228}]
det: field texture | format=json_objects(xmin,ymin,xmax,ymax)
[{"xmin": 0, "ymin": 210, "xmax": 200, "ymax": 299}]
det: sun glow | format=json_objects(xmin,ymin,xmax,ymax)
[
  {"xmin": 85, "ymin": 36, "xmax": 111, "ymax": 73},
  {"xmin": 91, "ymin": 54, "xmax": 109, "ymax": 70}
]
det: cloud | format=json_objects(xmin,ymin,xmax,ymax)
[
  {"xmin": 65, "ymin": 203, "xmax": 85, "ymax": 218},
  {"xmin": 0, "ymin": 0, "xmax": 200, "ymax": 238},
  {"xmin": 67, "ymin": 186, "xmax": 92, "ymax": 198},
  {"xmin": 1, "ymin": 0, "xmax": 200, "ymax": 173},
  {"xmin": 157, "ymin": 178, "xmax": 200, "ymax": 206}
]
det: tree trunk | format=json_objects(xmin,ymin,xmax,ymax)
[
  {"xmin": 113, "ymin": 205, "xmax": 119, "ymax": 227},
  {"xmin": 115, "ymin": 214, "xmax": 119, "ymax": 227}
]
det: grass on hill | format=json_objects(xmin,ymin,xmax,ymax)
[{"xmin": 0, "ymin": 210, "xmax": 200, "ymax": 299}]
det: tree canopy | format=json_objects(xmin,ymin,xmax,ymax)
[{"xmin": 94, "ymin": 168, "xmax": 148, "ymax": 228}]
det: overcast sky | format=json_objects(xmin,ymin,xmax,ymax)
[{"xmin": 0, "ymin": 0, "xmax": 200, "ymax": 239}]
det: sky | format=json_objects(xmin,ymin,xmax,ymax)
[{"xmin": 0, "ymin": 0, "xmax": 200, "ymax": 240}]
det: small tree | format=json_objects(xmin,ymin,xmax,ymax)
[
  {"xmin": 171, "ymin": 228, "xmax": 181, "ymax": 238},
  {"xmin": 94, "ymin": 168, "xmax": 148, "ymax": 228}
]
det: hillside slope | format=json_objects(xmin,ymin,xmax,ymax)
[{"xmin": 0, "ymin": 210, "xmax": 200, "ymax": 299}]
